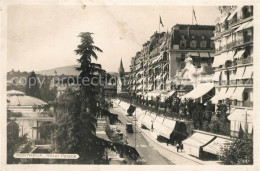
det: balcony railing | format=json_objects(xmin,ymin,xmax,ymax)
[
  {"xmin": 236, "ymin": 57, "xmax": 253, "ymax": 65},
  {"xmin": 215, "ymin": 37, "xmax": 253, "ymax": 54},
  {"xmin": 215, "ymin": 79, "xmax": 253, "ymax": 86},
  {"xmin": 237, "ymin": 79, "xmax": 253, "ymax": 85}
]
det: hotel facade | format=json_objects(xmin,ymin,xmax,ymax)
[
  {"xmin": 210, "ymin": 6, "xmax": 253, "ymax": 137},
  {"xmin": 128, "ymin": 24, "xmax": 215, "ymax": 102}
]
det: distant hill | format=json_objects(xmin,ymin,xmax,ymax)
[
  {"xmin": 36, "ymin": 65, "xmax": 119, "ymax": 77},
  {"xmin": 36, "ymin": 65, "xmax": 80, "ymax": 76}
]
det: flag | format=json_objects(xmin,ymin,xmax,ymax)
[
  {"xmin": 192, "ymin": 7, "xmax": 197, "ymax": 23},
  {"xmin": 160, "ymin": 16, "xmax": 164, "ymax": 27}
]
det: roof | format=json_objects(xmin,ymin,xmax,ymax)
[
  {"xmin": 7, "ymin": 90, "xmax": 25, "ymax": 95},
  {"xmin": 173, "ymin": 24, "xmax": 215, "ymax": 30},
  {"xmin": 7, "ymin": 90, "xmax": 47, "ymax": 106}
]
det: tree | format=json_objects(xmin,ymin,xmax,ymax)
[
  {"xmin": 52, "ymin": 32, "xmax": 108, "ymax": 164},
  {"xmin": 221, "ymin": 135, "xmax": 253, "ymax": 165},
  {"xmin": 7, "ymin": 110, "xmax": 28, "ymax": 164},
  {"xmin": 39, "ymin": 76, "xmax": 57, "ymax": 102},
  {"xmin": 25, "ymin": 71, "xmax": 41, "ymax": 99},
  {"xmin": 209, "ymin": 103, "xmax": 230, "ymax": 136}
]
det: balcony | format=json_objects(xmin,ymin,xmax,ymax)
[
  {"xmin": 236, "ymin": 57, "xmax": 253, "ymax": 65},
  {"xmin": 237, "ymin": 79, "xmax": 253, "ymax": 86},
  {"xmin": 243, "ymin": 101, "xmax": 253, "ymax": 108}
]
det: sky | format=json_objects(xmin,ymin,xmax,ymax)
[{"xmin": 7, "ymin": 5, "xmax": 219, "ymax": 73}]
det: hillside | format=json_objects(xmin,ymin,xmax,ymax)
[{"xmin": 36, "ymin": 65, "xmax": 80, "ymax": 76}]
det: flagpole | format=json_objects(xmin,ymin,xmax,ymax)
[
  {"xmin": 192, "ymin": 7, "xmax": 193, "ymax": 25},
  {"xmin": 159, "ymin": 15, "xmax": 160, "ymax": 34}
]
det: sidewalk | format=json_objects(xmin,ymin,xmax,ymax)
[{"xmin": 113, "ymin": 99, "xmax": 222, "ymax": 165}]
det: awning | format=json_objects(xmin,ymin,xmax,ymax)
[
  {"xmin": 203, "ymin": 137, "xmax": 232, "ymax": 155},
  {"xmin": 235, "ymin": 66, "xmax": 245, "ymax": 80},
  {"xmin": 242, "ymin": 66, "xmax": 253, "ymax": 79},
  {"xmin": 228, "ymin": 108, "xmax": 253, "ymax": 122},
  {"xmin": 223, "ymin": 87, "xmax": 236, "ymax": 99},
  {"xmin": 229, "ymin": 108, "xmax": 253, "ymax": 134},
  {"xmin": 219, "ymin": 15, "xmax": 228, "ymax": 23},
  {"xmin": 234, "ymin": 21, "xmax": 251, "ymax": 33},
  {"xmin": 137, "ymin": 78, "xmax": 143, "ymax": 84},
  {"xmin": 230, "ymin": 87, "xmax": 245, "ymax": 101},
  {"xmin": 213, "ymin": 71, "xmax": 222, "ymax": 81},
  {"xmin": 183, "ymin": 132, "xmax": 215, "ymax": 157},
  {"xmin": 181, "ymin": 83, "xmax": 214, "ymax": 100},
  {"xmin": 212, "ymin": 53, "xmax": 225, "ymax": 67},
  {"xmin": 234, "ymin": 50, "xmax": 245, "ymax": 59},
  {"xmin": 148, "ymin": 84, "xmax": 153, "ymax": 91},
  {"xmin": 243, "ymin": 20, "xmax": 253, "ymax": 29},
  {"xmin": 211, "ymin": 87, "xmax": 228, "ymax": 103},
  {"xmin": 167, "ymin": 90, "xmax": 176, "ymax": 98},
  {"xmin": 226, "ymin": 50, "xmax": 235, "ymax": 61},
  {"xmin": 141, "ymin": 113, "xmax": 155, "ymax": 129},
  {"xmin": 135, "ymin": 64, "xmax": 142, "ymax": 70},
  {"xmin": 153, "ymin": 116, "xmax": 164, "ymax": 132},
  {"xmin": 136, "ymin": 70, "xmax": 144, "ymax": 76},
  {"xmin": 163, "ymin": 72, "xmax": 168, "ymax": 79},
  {"xmin": 137, "ymin": 85, "xmax": 143, "ymax": 90},
  {"xmin": 158, "ymin": 118, "xmax": 176, "ymax": 139},
  {"xmin": 199, "ymin": 52, "xmax": 209, "ymax": 58},
  {"xmin": 151, "ymin": 55, "xmax": 160, "ymax": 64},
  {"xmin": 227, "ymin": 6, "xmax": 243, "ymax": 20},
  {"xmin": 136, "ymin": 92, "xmax": 143, "ymax": 96}
]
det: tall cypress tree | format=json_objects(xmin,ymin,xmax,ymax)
[
  {"xmin": 52, "ymin": 32, "xmax": 107, "ymax": 164},
  {"xmin": 25, "ymin": 71, "xmax": 41, "ymax": 99}
]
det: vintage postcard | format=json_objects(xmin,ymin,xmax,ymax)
[{"xmin": 0, "ymin": 0, "xmax": 259, "ymax": 170}]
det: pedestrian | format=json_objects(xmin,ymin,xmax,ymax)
[
  {"xmin": 176, "ymin": 142, "xmax": 180, "ymax": 152},
  {"xmin": 167, "ymin": 139, "xmax": 169, "ymax": 146},
  {"xmin": 180, "ymin": 141, "xmax": 183, "ymax": 152}
]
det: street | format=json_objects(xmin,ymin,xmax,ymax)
[{"xmin": 110, "ymin": 103, "xmax": 200, "ymax": 165}]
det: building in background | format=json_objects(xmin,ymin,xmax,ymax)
[
  {"xmin": 7, "ymin": 90, "xmax": 54, "ymax": 144},
  {"xmin": 128, "ymin": 24, "xmax": 215, "ymax": 101},
  {"xmin": 210, "ymin": 6, "xmax": 253, "ymax": 137},
  {"xmin": 117, "ymin": 59, "xmax": 130, "ymax": 94}
]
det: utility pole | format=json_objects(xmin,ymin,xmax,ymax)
[{"xmin": 244, "ymin": 108, "xmax": 248, "ymax": 134}]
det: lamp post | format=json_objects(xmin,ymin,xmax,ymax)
[{"xmin": 242, "ymin": 107, "xmax": 248, "ymax": 134}]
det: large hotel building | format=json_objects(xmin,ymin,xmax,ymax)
[
  {"xmin": 211, "ymin": 6, "xmax": 253, "ymax": 137},
  {"xmin": 128, "ymin": 24, "xmax": 215, "ymax": 101},
  {"xmin": 126, "ymin": 5, "xmax": 253, "ymax": 138}
]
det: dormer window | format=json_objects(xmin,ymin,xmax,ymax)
[
  {"xmin": 190, "ymin": 40, "xmax": 197, "ymax": 49},
  {"xmin": 180, "ymin": 39, "xmax": 186, "ymax": 48},
  {"xmin": 200, "ymin": 40, "xmax": 207, "ymax": 49}
]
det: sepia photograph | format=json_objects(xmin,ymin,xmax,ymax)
[{"xmin": 0, "ymin": 0, "xmax": 259, "ymax": 170}]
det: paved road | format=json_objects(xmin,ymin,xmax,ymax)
[
  {"xmin": 110, "ymin": 104, "xmax": 200, "ymax": 165},
  {"xmin": 110, "ymin": 107, "xmax": 173, "ymax": 165}
]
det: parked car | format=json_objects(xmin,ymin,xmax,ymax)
[{"xmin": 126, "ymin": 123, "xmax": 134, "ymax": 133}]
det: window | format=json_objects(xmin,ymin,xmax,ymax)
[
  {"xmin": 243, "ymin": 92, "xmax": 249, "ymax": 101},
  {"xmin": 226, "ymin": 71, "xmax": 230, "ymax": 85},
  {"xmin": 210, "ymin": 41, "xmax": 215, "ymax": 49},
  {"xmin": 180, "ymin": 39, "xmax": 186, "ymax": 48},
  {"xmin": 200, "ymin": 40, "xmax": 207, "ymax": 49},
  {"xmin": 190, "ymin": 40, "xmax": 197, "ymax": 49}
]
